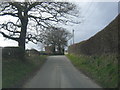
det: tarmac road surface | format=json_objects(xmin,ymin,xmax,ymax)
[{"xmin": 23, "ymin": 55, "xmax": 101, "ymax": 88}]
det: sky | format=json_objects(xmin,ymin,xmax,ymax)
[
  {"xmin": 68, "ymin": 1, "xmax": 118, "ymax": 45},
  {"xmin": 0, "ymin": 1, "xmax": 119, "ymax": 51}
]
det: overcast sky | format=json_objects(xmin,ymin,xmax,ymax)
[
  {"xmin": 0, "ymin": 1, "xmax": 119, "ymax": 51},
  {"xmin": 68, "ymin": 1, "xmax": 118, "ymax": 45}
]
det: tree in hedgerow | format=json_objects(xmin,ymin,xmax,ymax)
[{"xmin": 40, "ymin": 26, "xmax": 72, "ymax": 54}]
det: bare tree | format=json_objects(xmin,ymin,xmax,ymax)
[
  {"xmin": 0, "ymin": 1, "xmax": 78, "ymax": 50},
  {"xmin": 42, "ymin": 27, "xmax": 72, "ymax": 54}
]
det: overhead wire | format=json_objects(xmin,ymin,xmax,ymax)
[{"xmin": 72, "ymin": 0, "xmax": 98, "ymax": 44}]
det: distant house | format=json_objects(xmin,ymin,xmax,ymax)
[
  {"xmin": 44, "ymin": 45, "xmax": 54, "ymax": 54},
  {"xmin": 26, "ymin": 49, "xmax": 40, "ymax": 56},
  {"xmin": 45, "ymin": 45, "xmax": 64, "ymax": 55},
  {"xmin": 64, "ymin": 50, "xmax": 68, "ymax": 54}
]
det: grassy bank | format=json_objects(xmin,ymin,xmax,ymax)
[
  {"xmin": 66, "ymin": 54, "xmax": 118, "ymax": 88},
  {"xmin": 2, "ymin": 54, "xmax": 47, "ymax": 88}
]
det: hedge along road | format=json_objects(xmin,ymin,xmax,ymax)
[{"xmin": 23, "ymin": 55, "xmax": 101, "ymax": 88}]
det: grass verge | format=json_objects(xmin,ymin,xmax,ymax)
[
  {"xmin": 2, "ymin": 54, "xmax": 47, "ymax": 88},
  {"xmin": 66, "ymin": 54, "xmax": 118, "ymax": 88}
]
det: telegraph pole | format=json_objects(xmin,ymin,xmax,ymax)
[{"xmin": 73, "ymin": 29, "xmax": 74, "ymax": 44}]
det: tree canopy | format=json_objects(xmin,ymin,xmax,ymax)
[
  {"xmin": 0, "ymin": 1, "xmax": 79, "ymax": 50},
  {"xmin": 40, "ymin": 26, "xmax": 72, "ymax": 54}
]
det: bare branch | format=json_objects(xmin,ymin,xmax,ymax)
[
  {"xmin": 0, "ymin": 31, "xmax": 19, "ymax": 41},
  {"xmin": 0, "ymin": 2, "xmax": 79, "ymax": 49},
  {"xmin": 0, "ymin": 12, "xmax": 18, "ymax": 17}
]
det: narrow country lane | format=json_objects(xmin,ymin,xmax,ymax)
[{"xmin": 23, "ymin": 55, "xmax": 101, "ymax": 88}]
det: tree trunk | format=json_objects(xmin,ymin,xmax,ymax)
[
  {"xmin": 52, "ymin": 45, "xmax": 56, "ymax": 54},
  {"xmin": 58, "ymin": 45, "xmax": 61, "ymax": 54},
  {"xmin": 53, "ymin": 46, "xmax": 56, "ymax": 54},
  {"xmin": 18, "ymin": 17, "xmax": 28, "ymax": 50},
  {"xmin": 18, "ymin": 38, "xmax": 25, "ymax": 50},
  {"xmin": 18, "ymin": 16, "xmax": 28, "ymax": 60},
  {"xmin": 62, "ymin": 48, "xmax": 64, "ymax": 55}
]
